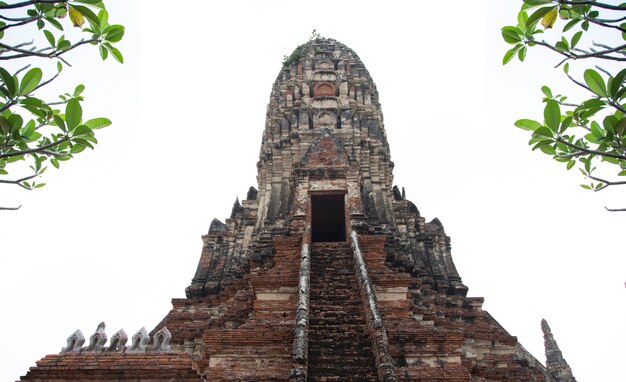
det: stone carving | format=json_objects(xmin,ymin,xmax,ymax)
[
  {"xmin": 129, "ymin": 327, "xmax": 150, "ymax": 352},
  {"xmin": 85, "ymin": 322, "xmax": 107, "ymax": 351},
  {"xmin": 246, "ymin": 186, "xmax": 258, "ymax": 201},
  {"xmin": 61, "ymin": 329, "xmax": 85, "ymax": 353},
  {"xmin": 107, "ymin": 328, "xmax": 128, "ymax": 352},
  {"xmin": 208, "ymin": 218, "xmax": 227, "ymax": 234},
  {"xmin": 60, "ymin": 325, "xmax": 172, "ymax": 354},
  {"xmin": 151, "ymin": 326, "xmax": 171, "ymax": 352}
]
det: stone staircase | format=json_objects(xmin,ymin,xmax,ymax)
[{"xmin": 308, "ymin": 242, "xmax": 378, "ymax": 381}]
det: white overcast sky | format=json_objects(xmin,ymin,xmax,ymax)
[{"xmin": 1, "ymin": 1, "xmax": 624, "ymax": 381}]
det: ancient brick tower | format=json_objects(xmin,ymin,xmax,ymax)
[{"xmin": 21, "ymin": 38, "xmax": 576, "ymax": 381}]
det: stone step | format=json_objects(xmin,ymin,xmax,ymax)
[{"xmin": 307, "ymin": 245, "xmax": 378, "ymax": 381}]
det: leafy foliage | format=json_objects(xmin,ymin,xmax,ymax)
[
  {"xmin": 282, "ymin": 29, "xmax": 322, "ymax": 66},
  {"xmin": 502, "ymin": 0, "xmax": 626, "ymax": 210},
  {"xmin": 0, "ymin": 0, "xmax": 123, "ymax": 209}
]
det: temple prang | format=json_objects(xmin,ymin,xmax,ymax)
[{"xmin": 20, "ymin": 38, "xmax": 576, "ymax": 382}]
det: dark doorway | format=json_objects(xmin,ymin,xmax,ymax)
[{"xmin": 311, "ymin": 194, "xmax": 346, "ymax": 242}]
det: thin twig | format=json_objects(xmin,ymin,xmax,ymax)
[
  {"xmin": 587, "ymin": 17, "xmax": 626, "ymax": 34},
  {"xmin": 594, "ymin": 43, "xmax": 626, "ymax": 57},
  {"xmin": 0, "ymin": 0, "xmax": 66, "ymax": 10},
  {"xmin": 0, "ymin": 172, "xmax": 38, "ymax": 184},
  {"xmin": 595, "ymin": 65, "xmax": 612, "ymax": 77},
  {"xmin": 587, "ymin": 174, "xmax": 626, "ymax": 191},
  {"xmin": 0, "ymin": 205, "xmax": 22, "ymax": 210},
  {"xmin": 0, "ymin": 15, "xmax": 39, "ymax": 32},
  {"xmin": 557, "ymin": 150, "xmax": 586, "ymax": 158},
  {"xmin": 561, "ymin": 1, "xmax": 626, "ymax": 11},
  {"xmin": 605, "ymin": 206, "xmax": 626, "ymax": 212}
]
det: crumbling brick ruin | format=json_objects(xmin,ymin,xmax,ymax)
[{"xmin": 20, "ymin": 38, "xmax": 577, "ymax": 381}]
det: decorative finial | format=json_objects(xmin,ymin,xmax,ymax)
[
  {"xmin": 542, "ymin": 319, "xmax": 577, "ymax": 382},
  {"xmin": 85, "ymin": 322, "xmax": 107, "ymax": 351},
  {"xmin": 61, "ymin": 329, "xmax": 85, "ymax": 353}
]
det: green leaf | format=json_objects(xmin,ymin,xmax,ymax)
[
  {"xmin": 563, "ymin": 62, "xmax": 569, "ymax": 74},
  {"xmin": 540, "ymin": 145, "xmax": 556, "ymax": 155},
  {"xmin": 591, "ymin": 121, "xmax": 604, "ymax": 139},
  {"xmin": 544, "ymin": 100, "xmax": 560, "ymax": 131},
  {"xmin": 70, "ymin": 143, "xmax": 86, "ymax": 154},
  {"xmin": 563, "ymin": 18, "xmax": 581, "ymax": 32},
  {"xmin": 84, "ymin": 117, "xmax": 111, "ymax": 129},
  {"xmin": 585, "ymin": 133, "xmax": 601, "ymax": 144},
  {"xmin": 51, "ymin": 158, "xmax": 59, "ymax": 168},
  {"xmin": 555, "ymin": 41, "xmax": 569, "ymax": 52},
  {"xmin": 98, "ymin": 9, "xmax": 109, "ymax": 26},
  {"xmin": 518, "ymin": 11, "xmax": 529, "ymax": 31},
  {"xmin": 584, "ymin": 69, "xmax": 607, "ymax": 97},
  {"xmin": 615, "ymin": 117, "xmax": 626, "ymax": 136},
  {"xmin": 518, "ymin": 46, "xmax": 527, "ymax": 61},
  {"xmin": 515, "ymin": 119, "xmax": 542, "ymax": 131},
  {"xmin": 502, "ymin": 27, "xmax": 522, "ymax": 44},
  {"xmin": 18, "ymin": 67, "xmax": 42, "ymax": 96},
  {"xmin": 578, "ymin": 99, "xmax": 606, "ymax": 110},
  {"xmin": 72, "ymin": 124, "xmax": 94, "ymax": 136},
  {"xmin": 104, "ymin": 25, "xmax": 124, "ymax": 42},
  {"xmin": 43, "ymin": 30, "xmax": 55, "ymax": 46},
  {"xmin": 0, "ymin": 67, "xmax": 16, "ymax": 97},
  {"xmin": 566, "ymin": 160, "xmax": 575, "ymax": 170},
  {"xmin": 65, "ymin": 98, "xmax": 82, "ymax": 129},
  {"xmin": 74, "ymin": 84, "xmax": 85, "ymax": 97},
  {"xmin": 45, "ymin": 17, "xmax": 63, "ymax": 31},
  {"xmin": 571, "ymin": 31, "xmax": 582, "ymax": 48},
  {"xmin": 106, "ymin": 45, "xmax": 124, "ymax": 63},
  {"xmin": 535, "ymin": 126, "xmax": 554, "ymax": 138},
  {"xmin": 610, "ymin": 68, "xmax": 626, "ymax": 99},
  {"xmin": 53, "ymin": 114, "xmax": 66, "ymax": 132},
  {"xmin": 532, "ymin": 138, "xmax": 553, "ymax": 150},
  {"xmin": 57, "ymin": 40, "xmax": 71, "ymax": 51},
  {"xmin": 559, "ymin": 116, "xmax": 573, "ymax": 134},
  {"xmin": 582, "ymin": 20, "xmax": 589, "ymax": 31},
  {"xmin": 541, "ymin": 85, "xmax": 552, "ymax": 98},
  {"xmin": 99, "ymin": 44, "xmax": 108, "ymax": 60},
  {"xmin": 34, "ymin": 182, "xmax": 46, "ymax": 188},
  {"xmin": 0, "ymin": 115, "xmax": 10, "ymax": 135},
  {"xmin": 580, "ymin": 184, "xmax": 592, "ymax": 190},
  {"xmin": 503, "ymin": 44, "xmax": 522, "ymax": 65}
]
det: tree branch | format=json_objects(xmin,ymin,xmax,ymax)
[
  {"xmin": 0, "ymin": 173, "xmax": 38, "ymax": 184},
  {"xmin": 0, "ymin": 0, "xmax": 66, "ymax": 10},
  {"xmin": 587, "ymin": 174, "xmax": 626, "ymax": 191},
  {"xmin": 557, "ymin": 150, "xmax": 586, "ymax": 158},
  {"xmin": 0, "ymin": 205, "xmax": 22, "ymax": 210},
  {"xmin": 605, "ymin": 206, "xmax": 626, "ymax": 212},
  {"xmin": 556, "ymin": 137, "xmax": 626, "ymax": 160},
  {"xmin": 587, "ymin": 17, "xmax": 626, "ymax": 34},
  {"xmin": 0, "ymin": 136, "xmax": 69, "ymax": 159},
  {"xmin": 561, "ymin": 1, "xmax": 626, "ymax": 11},
  {"xmin": 0, "ymin": 15, "xmax": 39, "ymax": 32},
  {"xmin": 0, "ymin": 39, "xmax": 98, "ymax": 62}
]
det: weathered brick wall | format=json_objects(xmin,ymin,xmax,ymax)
[{"xmin": 20, "ymin": 353, "xmax": 202, "ymax": 381}]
